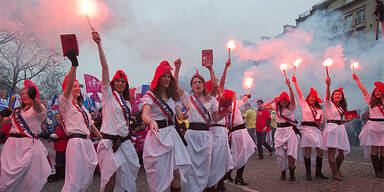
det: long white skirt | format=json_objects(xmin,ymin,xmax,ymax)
[
  {"xmin": 300, "ymin": 125, "xmax": 325, "ymax": 149},
  {"xmin": 97, "ymin": 138, "xmax": 140, "ymax": 192},
  {"xmin": 183, "ymin": 129, "xmax": 213, "ymax": 192},
  {"xmin": 322, "ymin": 123, "xmax": 350, "ymax": 153},
  {"xmin": 231, "ymin": 128, "xmax": 256, "ymax": 170},
  {"xmin": 0, "ymin": 137, "xmax": 52, "ymax": 192},
  {"xmin": 274, "ymin": 127, "xmax": 299, "ymax": 172},
  {"xmin": 359, "ymin": 120, "xmax": 384, "ymax": 147},
  {"xmin": 41, "ymin": 139, "xmax": 56, "ymax": 173},
  {"xmin": 61, "ymin": 138, "xmax": 98, "ymax": 192},
  {"xmin": 207, "ymin": 126, "xmax": 233, "ymax": 187},
  {"xmin": 143, "ymin": 126, "xmax": 191, "ymax": 192}
]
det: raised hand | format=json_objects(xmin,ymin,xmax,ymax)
[
  {"xmin": 285, "ymin": 78, "xmax": 291, "ymax": 87},
  {"xmin": 174, "ymin": 58, "xmax": 182, "ymax": 69},
  {"xmin": 292, "ymin": 75, "xmax": 297, "ymax": 83},
  {"xmin": 352, "ymin": 74, "xmax": 359, "ymax": 81},
  {"xmin": 66, "ymin": 49, "xmax": 79, "ymax": 67},
  {"xmin": 225, "ymin": 59, "xmax": 231, "ymax": 68},
  {"xmin": 325, "ymin": 77, "xmax": 331, "ymax": 85},
  {"xmin": 92, "ymin": 31, "xmax": 101, "ymax": 45}
]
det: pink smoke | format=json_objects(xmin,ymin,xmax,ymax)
[{"xmin": 323, "ymin": 44, "xmax": 347, "ymax": 69}]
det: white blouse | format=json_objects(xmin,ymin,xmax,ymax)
[
  {"xmin": 100, "ymin": 84, "xmax": 130, "ymax": 137},
  {"xmin": 141, "ymin": 91, "xmax": 180, "ymax": 121},
  {"xmin": 10, "ymin": 104, "xmax": 47, "ymax": 135},
  {"xmin": 272, "ymin": 102, "xmax": 296, "ymax": 124},
  {"xmin": 324, "ymin": 98, "xmax": 343, "ymax": 121},
  {"xmin": 365, "ymin": 93, "xmax": 384, "ymax": 119},
  {"xmin": 59, "ymin": 94, "xmax": 94, "ymax": 135},
  {"xmin": 299, "ymin": 97, "xmax": 323, "ymax": 122},
  {"xmin": 181, "ymin": 92, "xmax": 218, "ymax": 124}
]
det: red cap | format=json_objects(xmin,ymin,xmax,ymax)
[
  {"xmin": 111, "ymin": 70, "xmax": 128, "ymax": 86},
  {"xmin": 223, "ymin": 89, "xmax": 235, "ymax": 99},
  {"xmin": 374, "ymin": 82, "xmax": 384, "ymax": 94},
  {"xmin": 150, "ymin": 61, "xmax": 173, "ymax": 89},
  {"xmin": 62, "ymin": 74, "xmax": 77, "ymax": 91},
  {"xmin": 307, "ymin": 88, "xmax": 322, "ymax": 103},
  {"xmin": 24, "ymin": 80, "xmax": 40, "ymax": 100},
  {"xmin": 278, "ymin": 92, "xmax": 290, "ymax": 102},
  {"xmin": 335, "ymin": 87, "xmax": 344, "ymax": 94}
]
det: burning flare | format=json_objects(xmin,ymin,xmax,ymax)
[
  {"xmin": 79, "ymin": 0, "xmax": 98, "ymax": 17},
  {"xmin": 227, "ymin": 40, "xmax": 236, "ymax": 50},
  {"xmin": 350, "ymin": 61, "xmax": 359, "ymax": 70},
  {"xmin": 280, "ymin": 63, "xmax": 288, "ymax": 71},
  {"xmin": 245, "ymin": 77, "xmax": 253, "ymax": 90},
  {"xmin": 323, "ymin": 58, "xmax": 333, "ymax": 67},
  {"xmin": 294, "ymin": 58, "xmax": 302, "ymax": 67}
]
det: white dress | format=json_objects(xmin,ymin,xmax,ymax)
[
  {"xmin": 322, "ymin": 99, "xmax": 350, "ymax": 153},
  {"xmin": 142, "ymin": 92, "xmax": 191, "ymax": 192},
  {"xmin": 0, "ymin": 105, "xmax": 52, "ymax": 192},
  {"xmin": 359, "ymin": 93, "xmax": 384, "ymax": 146},
  {"xmin": 230, "ymin": 100, "xmax": 256, "ymax": 170},
  {"xmin": 181, "ymin": 93, "xmax": 215, "ymax": 192},
  {"xmin": 207, "ymin": 108, "xmax": 233, "ymax": 187},
  {"xmin": 273, "ymin": 103, "xmax": 299, "ymax": 172},
  {"xmin": 97, "ymin": 84, "xmax": 140, "ymax": 192},
  {"xmin": 59, "ymin": 94, "xmax": 98, "ymax": 192},
  {"xmin": 299, "ymin": 97, "xmax": 325, "ymax": 149}
]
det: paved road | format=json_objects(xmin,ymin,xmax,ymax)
[{"xmin": 43, "ymin": 147, "xmax": 384, "ymax": 192}]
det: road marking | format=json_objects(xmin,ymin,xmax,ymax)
[
  {"xmin": 225, "ymin": 181, "xmax": 260, "ymax": 192},
  {"xmin": 343, "ymin": 160, "xmax": 371, "ymax": 166}
]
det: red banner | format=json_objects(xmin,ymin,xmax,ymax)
[{"xmin": 84, "ymin": 74, "xmax": 102, "ymax": 93}]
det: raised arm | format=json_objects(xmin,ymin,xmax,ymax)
[
  {"xmin": 263, "ymin": 97, "xmax": 278, "ymax": 110},
  {"xmin": 219, "ymin": 59, "xmax": 231, "ymax": 90},
  {"xmin": 325, "ymin": 77, "xmax": 331, "ymax": 101},
  {"xmin": 352, "ymin": 74, "xmax": 368, "ymax": 98},
  {"xmin": 173, "ymin": 58, "xmax": 185, "ymax": 97},
  {"xmin": 92, "ymin": 32, "xmax": 110, "ymax": 86},
  {"xmin": 286, "ymin": 79, "xmax": 295, "ymax": 105},
  {"xmin": 63, "ymin": 49, "xmax": 78, "ymax": 99},
  {"xmin": 292, "ymin": 76, "xmax": 304, "ymax": 100},
  {"xmin": 205, "ymin": 61, "xmax": 218, "ymax": 92}
]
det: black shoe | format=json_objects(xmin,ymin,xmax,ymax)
[
  {"xmin": 315, "ymin": 157, "xmax": 329, "ymax": 179},
  {"xmin": 289, "ymin": 167, "xmax": 296, "ymax": 182},
  {"xmin": 280, "ymin": 171, "xmax": 286, "ymax": 181},
  {"xmin": 217, "ymin": 178, "xmax": 226, "ymax": 192},
  {"xmin": 371, "ymin": 155, "xmax": 384, "ymax": 178},
  {"xmin": 234, "ymin": 178, "xmax": 249, "ymax": 185},
  {"xmin": 304, "ymin": 157, "xmax": 312, "ymax": 181},
  {"xmin": 225, "ymin": 171, "xmax": 233, "ymax": 182}
]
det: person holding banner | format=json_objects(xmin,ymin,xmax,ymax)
[
  {"xmin": 224, "ymin": 89, "xmax": 255, "ymax": 186},
  {"xmin": 263, "ymin": 79, "xmax": 299, "ymax": 182},
  {"xmin": 0, "ymin": 80, "xmax": 52, "ymax": 192},
  {"xmin": 92, "ymin": 32, "xmax": 140, "ymax": 192},
  {"xmin": 179, "ymin": 62, "xmax": 228, "ymax": 192},
  {"xmin": 323, "ymin": 77, "xmax": 350, "ymax": 181},
  {"xmin": 59, "ymin": 49, "xmax": 102, "ymax": 192},
  {"xmin": 353, "ymin": 74, "xmax": 384, "ymax": 178},
  {"xmin": 142, "ymin": 60, "xmax": 191, "ymax": 192},
  {"xmin": 292, "ymin": 76, "xmax": 328, "ymax": 181}
]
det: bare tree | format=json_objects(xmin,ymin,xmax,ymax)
[
  {"xmin": 0, "ymin": 32, "xmax": 14, "ymax": 45},
  {"xmin": 0, "ymin": 31, "xmax": 62, "ymax": 93},
  {"xmin": 37, "ymin": 66, "xmax": 67, "ymax": 99}
]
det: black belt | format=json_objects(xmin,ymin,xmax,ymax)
[
  {"xmin": 327, "ymin": 120, "xmax": 343, "ymax": 125},
  {"xmin": 209, "ymin": 124, "xmax": 225, "ymax": 128},
  {"xmin": 369, "ymin": 118, "xmax": 384, "ymax": 122},
  {"xmin": 277, "ymin": 122, "xmax": 291, "ymax": 127},
  {"xmin": 68, "ymin": 133, "xmax": 88, "ymax": 139},
  {"xmin": 188, "ymin": 123, "xmax": 209, "ymax": 131},
  {"xmin": 232, "ymin": 124, "xmax": 246, "ymax": 132},
  {"xmin": 102, "ymin": 133, "xmax": 131, "ymax": 153},
  {"xmin": 301, "ymin": 122, "xmax": 317, "ymax": 127},
  {"xmin": 156, "ymin": 120, "xmax": 174, "ymax": 129},
  {"xmin": 10, "ymin": 133, "xmax": 27, "ymax": 138}
]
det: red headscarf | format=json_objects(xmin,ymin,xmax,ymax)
[
  {"xmin": 374, "ymin": 82, "xmax": 384, "ymax": 94},
  {"xmin": 62, "ymin": 74, "xmax": 78, "ymax": 91},
  {"xmin": 110, "ymin": 70, "xmax": 128, "ymax": 86},
  {"xmin": 278, "ymin": 92, "xmax": 289, "ymax": 102},
  {"xmin": 223, "ymin": 89, "xmax": 235, "ymax": 100},
  {"xmin": 24, "ymin": 80, "xmax": 40, "ymax": 100},
  {"xmin": 150, "ymin": 61, "xmax": 173, "ymax": 89},
  {"xmin": 335, "ymin": 87, "xmax": 344, "ymax": 94},
  {"xmin": 307, "ymin": 88, "xmax": 322, "ymax": 103}
]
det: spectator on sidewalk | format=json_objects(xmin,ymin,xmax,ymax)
[{"xmin": 256, "ymin": 100, "xmax": 274, "ymax": 159}]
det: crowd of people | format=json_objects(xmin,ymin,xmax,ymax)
[{"xmin": 0, "ymin": 30, "xmax": 383, "ymax": 192}]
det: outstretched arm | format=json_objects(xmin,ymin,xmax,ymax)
[
  {"xmin": 292, "ymin": 76, "xmax": 304, "ymax": 100},
  {"xmin": 325, "ymin": 77, "xmax": 331, "ymax": 101},
  {"xmin": 286, "ymin": 79, "xmax": 295, "ymax": 105},
  {"xmin": 92, "ymin": 32, "xmax": 110, "ymax": 86},
  {"xmin": 352, "ymin": 74, "xmax": 368, "ymax": 98},
  {"xmin": 263, "ymin": 97, "xmax": 278, "ymax": 110},
  {"xmin": 219, "ymin": 59, "xmax": 231, "ymax": 90}
]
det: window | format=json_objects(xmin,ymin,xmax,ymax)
[
  {"xmin": 357, "ymin": 9, "xmax": 365, "ymax": 24},
  {"xmin": 345, "ymin": 0, "xmax": 353, "ymax": 4},
  {"xmin": 356, "ymin": 28, "xmax": 365, "ymax": 40},
  {"xmin": 345, "ymin": 14, "xmax": 353, "ymax": 28}
]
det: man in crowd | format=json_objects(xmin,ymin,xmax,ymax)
[
  {"xmin": 255, "ymin": 100, "xmax": 274, "ymax": 159},
  {"xmin": 243, "ymin": 103, "xmax": 257, "ymax": 148}
]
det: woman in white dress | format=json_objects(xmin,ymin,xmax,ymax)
[
  {"xmin": 92, "ymin": 32, "xmax": 141, "ymax": 191},
  {"xmin": 142, "ymin": 60, "xmax": 191, "ymax": 192},
  {"xmin": 225, "ymin": 89, "xmax": 256, "ymax": 185},
  {"xmin": 323, "ymin": 76, "xmax": 350, "ymax": 181},
  {"xmin": 179, "ymin": 62, "xmax": 228, "ymax": 192},
  {"xmin": 263, "ymin": 79, "xmax": 299, "ymax": 181},
  {"xmin": 0, "ymin": 81, "xmax": 51, "ymax": 192},
  {"xmin": 353, "ymin": 74, "xmax": 384, "ymax": 178},
  {"xmin": 292, "ymin": 75, "xmax": 328, "ymax": 181},
  {"xmin": 59, "ymin": 49, "xmax": 102, "ymax": 192}
]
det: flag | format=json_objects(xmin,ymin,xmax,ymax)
[
  {"xmin": 49, "ymin": 94, "xmax": 59, "ymax": 111},
  {"xmin": 84, "ymin": 74, "xmax": 102, "ymax": 93}
]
